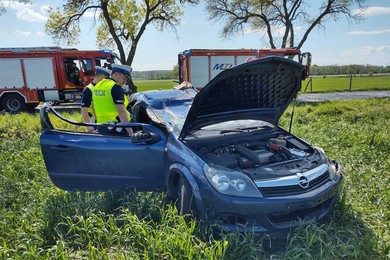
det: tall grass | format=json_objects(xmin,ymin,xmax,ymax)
[{"xmin": 1, "ymin": 98, "xmax": 389, "ymax": 259}]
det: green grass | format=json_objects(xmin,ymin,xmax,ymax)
[
  {"xmin": 302, "ymin": 75, "xmax": 390, "ymax": 93},
  {"xmin": 134, "ymin": 79, "xmax": 177, "ymax": 92},
  {"xmin": 1, "ymin": 98, "xmax": 389, "ymax": 259},
  {"xmin": 133, "ymin": 75, "xmax": 390, "ymax": 94}
]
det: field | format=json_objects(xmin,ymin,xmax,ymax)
[
  {"xmin": 302, "ymin": 75, "xmax": 390, "ymax": 93},
  {"xmin": 134, "ymin": 80, "xmax": 177, "ymax": 91},
  {"xmin": 1, "ymin": 98, "xmax": 389, "ymax": 259},
  {"xmin": 132, "ymin": 75, "xmax": 390, "ymax": 93}
]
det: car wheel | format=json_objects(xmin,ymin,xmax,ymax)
[
  {"xmin": 176, "ymin": 175, "xmax": 196, "ymax": 216},
  {"xmin": 2, "ymin": 94, "xmax": 26, "ymax": 113}
]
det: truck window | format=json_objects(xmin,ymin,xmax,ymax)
[
  {"xmin": 283, "ymin": 54, "xmax": 300, "ymax": 63},
  {"xmin": 64, "ymin": 58, "xmax": 82, "ymax": 86},
  {"xmin": 96, "ymin": 57, "xmax": 113, "ymax": 70},
  {"xmin": 81, "ymin": 58, "xmax": 93, "ymax": 76}
]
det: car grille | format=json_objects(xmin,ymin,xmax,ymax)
[
  {"xmin": 267, "ymin": 197, "xmax": 333, "ymax": 224},
  {"xmin": 259, "ymin": 171, "xmax": 330, "ymax": 197}
]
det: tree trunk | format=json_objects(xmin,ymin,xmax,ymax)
[{"xmin": 127, "ymin": 77, "xmax": 137, "ymax": 94}]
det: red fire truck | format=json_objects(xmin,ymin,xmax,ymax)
[
  {"xmin": 178, "ymin": 48, "xmax": 311, "ymax": 89},
  {"xmin": 0, "ymin": 46, "xmax": 118, "ymax": 113}
]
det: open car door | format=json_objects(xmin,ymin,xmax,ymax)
[{"xmin": 39, "ymin": 104, "xmax": 168, "ymax": 192}]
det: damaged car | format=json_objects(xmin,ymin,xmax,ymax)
[{"xmin": 40, "ymin": 56, "xmax": 343, "ymax": 234}]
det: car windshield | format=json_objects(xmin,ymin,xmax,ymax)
[
  {"xmin": 161, "ymin": 105, "xmax": 190, "ymax": 134},
  {"xmin": 142, "ymin": 89, "xmax": 196, "ymax": 135},
  {"xmin": 182, "ymin": 119, "xmax": 274, "ymax": 138}
]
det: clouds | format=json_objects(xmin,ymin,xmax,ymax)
[
  {"xmin": 348, "ymin": 28, "xmax": 390, "ymax": 35},
  {"xmin": 343, "ymin": 45, "xmax": 390, "ymax": 56},
  {"xmin": 1, "ymin": 0, "xmax": 32, "ymax": 10},
  {"xmin": 0, "ymin": 1, "xmax": 50, "ymax": 43},
  {"xmin": 313, "ymin": 46, "xmax": 390, "ymax": 66},
  {"xmin": 338, "ymin": 45, "xmax": 390, "ymax": 65},
  {"xmin": 1, "ymin": 1, "xmax": 389, "ymax": 68},
  {"xmin": 365, "ymin": 45, "xmax": 390, "ymax": 55},
  {"xmin": 14, "ymin": 30, "xmax": 32, "ymax": 37},
  {"xmin": 16, "ymin": 5, "xmax": 50, "ymax": 22},
  {"xmin": 2, "ymin": 0, "xmax": 49, "ymax": 22},
  {"xmin": 349, "ymin": 6, "xmax": 390, "ymax": 38},
  {"xmin": 13, "ymin": 30, "xmax": 46, "ymax": 38},
  {"xmin": 352, "ymin": 6, "xmax": 390, "ymax": 17}
]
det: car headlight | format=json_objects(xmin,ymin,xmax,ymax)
[
  {"xmin": 315, "ymin": 147, "xmax": 338, "ymax": 180},
  {"xmin": 328, "ymin": 162, "xmax": 337, "ymax": 180},
  {"xmin": 203, "ymin": 164, "xmax": 262, "ymax": 198}
]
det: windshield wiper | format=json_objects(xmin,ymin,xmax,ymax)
[
  {"xmin": 220, "ymin": 126, "xmax": 263, "ymax": 134},
  {"xmin": 220, "ymin": 129, "xmax": 244, "ymax": 134}
]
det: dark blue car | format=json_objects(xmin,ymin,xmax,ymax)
[{"xmin": 40, "ymin": 57, "xmax": 343, "ymax": 234}]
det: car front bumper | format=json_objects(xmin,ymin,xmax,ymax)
[{"xmin": 201, "ymin": 174, "xmax": 343, "ymax": 234}]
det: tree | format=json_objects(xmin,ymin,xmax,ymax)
[
  {"xmin": 205, "ymin": 0, "xmax": 367, "ymax": 49},
  {"xmin": 172, "ymin": 64, "xmax": 179, "ymax": 80},
  {"xmin": 0, "ymin": 0, "xmax": 31, "ymax": 15},
  {"xmin": 45, "ymin": 0, "xmax": 199, "ymax": 92}
]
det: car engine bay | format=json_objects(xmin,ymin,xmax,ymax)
[{"xmin": 189, "ymin": 132, "xmax": 327, "ymax": 181}]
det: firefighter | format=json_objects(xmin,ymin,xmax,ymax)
[
  {"xmin": 92, "ymin": 64, "xmax": 133, "ymax": 136},
  {"xmin": 80, "ymin": 66, "xmax": 111, "ymax": 133},
  {"xmin": 69, "ymin": 62, "xmax": 82, "ymax": 86}
]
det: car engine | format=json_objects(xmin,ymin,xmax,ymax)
[{"xmin": 193, "ymin": 134, "xmax": 327, "ymax": 181}]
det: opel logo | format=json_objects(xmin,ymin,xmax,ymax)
[{"xmin": 299, "ymin": 176, "xmax": 309, "ymax": 189}]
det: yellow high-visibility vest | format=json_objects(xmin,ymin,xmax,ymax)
[{"xmin": 92, "ymin": 79, "xmax": 130, "ymax": 123}]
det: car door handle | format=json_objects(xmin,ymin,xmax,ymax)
[{"xmin": 50, "ymin": 145, "xmax": 71, "ymax": 152}]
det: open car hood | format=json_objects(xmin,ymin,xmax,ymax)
[{"xmin": 179, "ymin": 56, "xmax": 305, "ymax": 140}]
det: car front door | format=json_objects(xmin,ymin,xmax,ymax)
[{"xmin": 40, "ymin": 124, "xmax": 167, "ymax": 192}]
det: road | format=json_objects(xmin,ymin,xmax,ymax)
[{"xmin": 296, "ymin": 90, "xmax": 390, "ymax": 103}]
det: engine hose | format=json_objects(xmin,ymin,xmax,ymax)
[
  {"xmin": 234, "ymin": 144, "xmax": 261, "ymax": 166},
  {"xmin": 280, "ymin": 146, "xmax": 295, "ymax": 160},
  {"xmin": 268, "ymin": 144, "xmax": 295, "ymax": 160}
]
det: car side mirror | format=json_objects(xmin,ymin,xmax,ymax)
[{"xmin": 131, "ymin": 131, "xmax": 161, "ymax": 144}]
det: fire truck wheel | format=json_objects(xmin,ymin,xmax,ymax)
[{"xmin": 2, "ymin": 94, "xmax": 26, "ymax": 113}]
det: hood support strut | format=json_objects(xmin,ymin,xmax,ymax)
[{"xmin": 288, "ymin": 97, "xmax": 297, "ymax": 133}]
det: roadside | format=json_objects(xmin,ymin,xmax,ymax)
[{"xmin": 297, "ymin": 90, "xmax": 390, "ymax": 103}]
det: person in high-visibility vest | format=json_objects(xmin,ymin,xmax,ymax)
[
  {"xmin": 80, "ymin": 66, "xmax": 111, "ymax": 133},
  {"xmin": 92, "ymin": 64, "xmax": 133, "ymax": 136}
]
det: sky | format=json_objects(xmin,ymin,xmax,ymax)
[{"xmin": 0, "ymin": 0, "xmax": 389, "ymax": 71}]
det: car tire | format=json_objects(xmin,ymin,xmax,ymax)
[
  {"xmin": 176, "ymin": 175, "xmax": 196, "ymax": 216},
  {"xmin": 2, "ymin": 94, "xmax": 26, "ymax": 113}
]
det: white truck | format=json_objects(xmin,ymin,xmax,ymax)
[{"xmin": 178, "ymin": 48, "xmax": 311, "ymax": 90}]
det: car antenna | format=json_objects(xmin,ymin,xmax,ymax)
[{"xmin": 288, "ymin": 97, "xmax": 297, "ymax": 133}]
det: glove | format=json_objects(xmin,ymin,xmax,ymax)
[{"xmin": 132, "ymin": 131, "xmax": 152, "ymax": 143}]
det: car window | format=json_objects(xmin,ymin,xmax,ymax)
[
  {"xmin": 184, "ymin": 120, "xmax": 274, "ymax": 138},
  {"xmin": 202, "ymin": 120, "xmax": 273, "ymax": 130},
  {"xmin": 165, "ymin": 105, "xmax": 190, "ymax": 134}
]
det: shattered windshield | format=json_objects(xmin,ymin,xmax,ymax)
[
  {"xmin": 156, "ymin": 102, "xmax": 191, "ymax": 134},
  {"xmin": 187, "ymin": 120, "xmax": 275, "ymax": 138},
  {"xmin": 143, "ymin": 88, "xmax": 196, "ymax": 135}
]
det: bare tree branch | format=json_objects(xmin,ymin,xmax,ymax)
[
  {"xmin": 206, "ymin": 0, "xmax": 367, "ymax": 49},
  {"xmin": 46, "ymin": 0, "xmax": 197, "ymax": 66}
]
